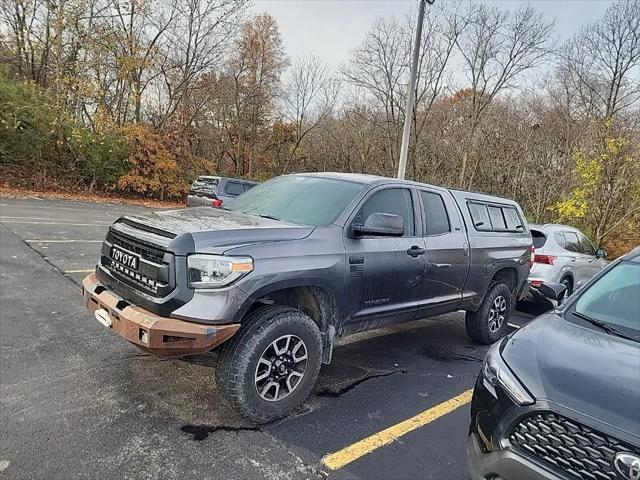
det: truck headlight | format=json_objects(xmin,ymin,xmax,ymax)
[
  {"xmin": 483, "ymin": 340, "xmax": 534, "ymax": 405},
  {"xmin": 187, "ymin": 254, "xmax": 253, "ymax": 288}
]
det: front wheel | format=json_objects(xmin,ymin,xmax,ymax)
[
  {"xmin": 215, "ymin": 305, "xmax": 322, "ymax": 423},
  {"xmin": 465, "ymin": 283, "xmax": 512, "ymax": 344}
]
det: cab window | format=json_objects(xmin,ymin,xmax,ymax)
[
  {"xmin": 421, "ymin": 191, "xmax": 450, "ymax": 236},
  {"xmin": 354, "ymin": 188, "xmax": 415, "ymax": 236}
]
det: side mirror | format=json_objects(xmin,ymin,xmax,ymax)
[
  {"xmin": 538, "ymin": 282, "xmax": 567, "ymax": 302},
  {"xmin": 353, "ymin": 213, "xmax": 404, "ymax": 237},
  {"xmin": 596, "ymin": 248, "xmax": 607, "ymax": 259}
]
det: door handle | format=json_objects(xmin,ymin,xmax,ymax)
[
  {"xmin": 432, "ymin": 263, "xmax": 451, "ymax": 269},
  {"xmin": 407, "ymin": 246, "xmax": 426, "ymax": 257}
]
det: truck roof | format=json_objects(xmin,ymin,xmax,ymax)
[{"xmin": 297, "ymin": 172, "xmax": 519, "ymax": 205}]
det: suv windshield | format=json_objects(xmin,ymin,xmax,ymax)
[
  {"xmin": 572, "ymin": 261, "xmax": 640, "ymax": 341},
  {"xmin": 225, "ymin": 175, "xmax": 365, "ymax": 226}
]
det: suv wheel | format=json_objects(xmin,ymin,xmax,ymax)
[
  {"xmin": 560, "ymin": 276, "xmax": 573, "ymax": 297},
  {"xmin": 465, "ymin": 283, "xmax": 512, "ymax": 344},
  {"xmin": 216, "ymin": 305, "xmax": 322, "ymax": 423}
]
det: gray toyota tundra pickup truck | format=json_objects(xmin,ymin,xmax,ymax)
[{"xmin": 82, "ymin": 172, "xmax": 532, "ymax": 422}]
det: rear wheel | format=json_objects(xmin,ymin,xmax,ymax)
[
  {"xmin": 216, "ymin": 305, "xmax": 322, "ymax": 423},
  {"xmin": 560, "ymin": 276, "xmax": 573, "ymax": 297},
  {"xmin": 465, "ymin": 283, "xmax": 512, "ymax": 344}
]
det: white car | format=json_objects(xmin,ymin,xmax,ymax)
[{"xmin": 529, "ymin": 224, "xmax": 608, "ymax": 296}]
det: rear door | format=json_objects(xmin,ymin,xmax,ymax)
[
  {"xmin": 415, "ymin": 189, "xmax": 469, "ymax": 317},
  {"xmin": 563, "ymin": 231, "xmax": 589, "ymax": 287},
  {"xmin": 343, "ymin": 187, "xmax": 426, "ymax": 330}
]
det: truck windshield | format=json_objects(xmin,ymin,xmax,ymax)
[{"xmin": 224, "ymin": 175, "xmax": 365, "ymax": 226}]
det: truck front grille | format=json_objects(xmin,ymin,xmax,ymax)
[
  {"xmin": 101, "ymin": 230, "xmax": 173, "ymax": 297},
  {"xmin": 112, "ymin": 233, "xmax": 165, "ymax": 265},
  {"xmin": 509, "ymin": 412, "xmax": 640, "ymax": 480}
]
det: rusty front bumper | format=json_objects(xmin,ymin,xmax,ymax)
[{"xmin": 82, "ymin": 273, "xmax": 240, "ymax": 358}]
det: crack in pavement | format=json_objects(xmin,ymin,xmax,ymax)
[
  {"xmin": 316, "ymin": 369, "xmax": 407, "ymax": 398},
  {"xmin": 2, "ymin": 225, "xmax": 84, "ymax": 288},
  {"xmin": 180, "ymin": 424, "xmax": 260, "ymax": 441}
]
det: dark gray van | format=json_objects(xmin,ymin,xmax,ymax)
[
  {"xmin": 186, "ymin": 176, "xmax": 258, "ymax": 208},
  {"xmin": 83, "ymin": 172, "xmax": 533, "ymax": 422}
]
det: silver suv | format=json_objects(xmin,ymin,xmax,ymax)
[{"xmin": 529, "ymin": 224, "xmax": 607, "ymax": 296}]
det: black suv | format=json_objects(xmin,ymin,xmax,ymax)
[
  {"xmin": 83, "ymin": 173, "xmax": 532, "ymax": 422},
  {"xmin": 468, "ymin": 246, "xmax": 640, "ymax": 480}
]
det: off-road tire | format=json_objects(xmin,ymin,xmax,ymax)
[
  {"xmin": 216, "ymin": 305, "xmax": 322, "ymax": 423},
  {"xmin": 465, "ymin": 283, "xmax": 512, "ymax": 344}
]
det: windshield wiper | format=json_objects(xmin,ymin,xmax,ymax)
[
  {"xmin": 573, "ymin": 311, "xmax": 638, "ymax": 342},
  {"xmin": 255, "ymin": 214, "xmax": 283, "ymax": 222}
]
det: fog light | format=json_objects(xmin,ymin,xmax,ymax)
[{"xmin": 139, "ymin": 329, "xmax": 149, "ymax": 344}]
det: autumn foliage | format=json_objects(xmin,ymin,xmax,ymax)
[
  {"xmin": 118, "ymin": 126, "xmax": 186, "ymax": 200},
  {"xmin": 1, "ymin": 1, "xmax": 639, "ymax": 256}
]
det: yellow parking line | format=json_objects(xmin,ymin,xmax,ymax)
[
  {"xmin": 322, "ymin": 388, "xmax": 473, "ymax": 470},
  {"xmin": 64, "ymin": 269, "xmax": 95, "ymax": 274}
]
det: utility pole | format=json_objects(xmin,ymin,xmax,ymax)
[{"xmin": 397, "ymin": 0, "xmax": 433, "ymax": 180}]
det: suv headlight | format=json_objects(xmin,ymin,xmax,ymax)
[
  {"xmin": 483, "ymin": 340, "xmax": 534, "ymax": 405},
  {"xmin": 187, "ymin": 254, "xmax": 253, "ymax": 288}
]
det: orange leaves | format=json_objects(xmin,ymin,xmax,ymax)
[{"xmin": 118, "ymin": 125, "xmax": 188, "ymax": 200}]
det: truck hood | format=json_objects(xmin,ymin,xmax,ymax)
[
  {"xmin": 117, "ymin": 207, "xmax": 313, "ymax": 251},
  {"xmin": 502, "ymin": 314, "xmax": 640, "ymax": 440}
]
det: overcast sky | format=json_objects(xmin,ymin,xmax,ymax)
[{"xmin": 252, "ymin": 0, "xmax": 613, "ymax": 71}]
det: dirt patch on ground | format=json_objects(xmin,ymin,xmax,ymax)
[{"xmin": 0, "ymin": 183, "xmax": 182, "ymax": 209}]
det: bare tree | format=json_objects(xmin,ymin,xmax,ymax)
[
  {"xmin": 561, "ymin": 0, "xmax": 640, "ymax": 118},
  {"xmin": 456, "ymin": 4, "xmax": 554, "ymax": 187},
  {"xmin": 154, "ymin": 0, "xmax": 247, "ymax": 130},
  {"xmin": 341, "ymin": 16, "xmax": 406, "ymax": 172},
  {"xmin": 281, "ymin": 54, "xmax": 338, "ymax": 173}
]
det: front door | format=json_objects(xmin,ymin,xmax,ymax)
[
  {"xmin": 577, "ymin": 233, "xmax": 604, "ymax": 280},
  {"xmin": 343, "ymin": 187, "xmax": 426, "ymax": 333},
  {"xmin": 415, "ymin": 189, "xmax": 469, "ymax": 318}
]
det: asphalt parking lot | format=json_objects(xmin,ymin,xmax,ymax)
[{"xmin": 0, "ymin": 197, "xmax": 541, "ymax": 480}]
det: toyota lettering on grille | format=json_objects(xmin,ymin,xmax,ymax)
[
  {"xmin": 614, "ymin": 453, "xmax": 640, "ymax": 480},
  {"xmin": 111, "ymin": 246, "xmax": 140, "ymax": 270}
]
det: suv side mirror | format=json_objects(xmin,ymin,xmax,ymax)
[
  {"xmin": 596, "ymin": 248, "xmax": 607, "ymax": 259},
  {"xmin": 538, "ymin": 282, "xmax": 567, "ymax": 302},
  {"xmin": 353, "ymin": 213, "xmax": 404, "ymax": 237}
]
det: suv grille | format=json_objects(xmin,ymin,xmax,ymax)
[{"xmin": 510, "ymin": 412, "xmax": 640, "ymax": 480}]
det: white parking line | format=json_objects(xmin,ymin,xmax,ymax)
[
  {"xmin": 0, "ymin": 202, "xmax": 127, "ymax": 213},
  {"xmin": 1, "ymin": 216, "xmax": 108, "ymax": 224},
  {"xmin": 508, "ymin": 323, "xmax": 520, "ymax": 329},
  {"xmin": 0, "ymin": 460, "xmax": 9, "ymax": 472},
  {"xmin": 64, "ymin": 269, "xmax": 95, "ymax": 274},
  {"xmin": 1, "ymin": 220, "xmax": 110, "ymax": 226},
  {"xmin": 25, "ymin": 239, "xmax": 103, "ymax": 243}
]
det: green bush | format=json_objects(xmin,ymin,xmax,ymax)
[{"xmin": 0, "ymin": 71, "xmax": 129, "ymax": 190}]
